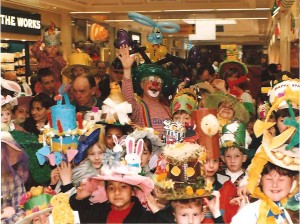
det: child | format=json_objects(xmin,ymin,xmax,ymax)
[
  {"xmin": 104, "ymin": 124, "xmax": 132, "ymax": 150},
  {"xmin": 1, "ymin": 103, "xmax": 14, "ymax": 130},
  {"xmin": 69, "ymin": 135, "xmax": 162, "ymax": 223},
  {"xmin": 218, "ymin": 120, "xmax": 251, "ymax": 223},
  {"xmin": 171, "ymin": 192, "xmax": 224, "ymax": 224},
  {"xmin": 12, "ymin": 96, "xmax": 32, "ymax": 127},
  {"xmin": 140, "ymin": 137, "xmax": 153, "ymax": 176},
  {"xmin": 232, "ymin": 162, "xmax": 298, "ymax": 224}
]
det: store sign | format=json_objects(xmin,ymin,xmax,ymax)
[{"xmin": 1, "ymin": 7, "xmax": 41, "ymax": 35}]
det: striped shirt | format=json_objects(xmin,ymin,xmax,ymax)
[{"xmin": 122, "ymin": 78, "xmax": 171, "ymax": 136}]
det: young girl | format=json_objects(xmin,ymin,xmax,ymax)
[
  {"xmin": 23, "ymin": 93, "xmax": 55, "ymax": 135},
  {"xmin": 1, "ymin": 103, "xmax": 14, "ymax": 130},
  {"xmin": 104, "ymin": 124, "xmax": 133, "ymax": 150},
  {"xmin": 12, "ymin": 96, "xmax": 32, "ymax": 127}
]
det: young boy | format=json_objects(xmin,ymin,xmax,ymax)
[
  {"xmin": 218, "ymin": 120, "xmax": 251, "ymax": 223},
  {"xmin": 232, "ymin": 162, "xmax": 298, "ymax": 224},
  {"xmin": 171, "ymin": 192, "xmax": 224, "ymax": 224}
]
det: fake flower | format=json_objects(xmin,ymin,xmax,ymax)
[
  {"xmin": 205, "ymin": 179, "xmax": 213, "ymax": 191},
  {"xmin": 186, "ymin": 186, "xmax": 194, "ymax": 195},
  {"xmin": 101, "ymin": 149, "xmax": 122, "ymax": 168},
  {"xmin": 162, "ymin": 179, "xmax": 175, "ymax": 189}
]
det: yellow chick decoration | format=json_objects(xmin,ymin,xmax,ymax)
[
  {"xmin": 102, "ymin": 82, "xmax": 132, "ymax": 125},
  {"xmin": 30, "ymin": 186, "xmax": 44, "ymax": 197},
  {"xmin": 50, "ymin": 193, "xmax": 74, "ymax": 224}
]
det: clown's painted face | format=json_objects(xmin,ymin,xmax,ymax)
[{"xmin": 141, "ymin": 76, "xmax": 163, "ymax": 99}]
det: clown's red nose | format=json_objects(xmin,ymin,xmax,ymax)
[{"xmin": 152, "ymin": 81, "xmax": 159, "ymax": 87}]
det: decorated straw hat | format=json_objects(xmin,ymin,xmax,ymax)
[
  {"xmin": 16, "ymin": 186, "xmax": 56, "ymax": 224},
  {"xmin": 132, "ymin": 63, "xmax": 173, "ymax": 97},
  {"xmin": 247, "ymin": 77, "xmax": 300, "ymax": 224},
  {"xmin": 1, "ymin": 131, "xmax": 22, "ymax": 152},
  {"xmin": 218, "ymin": 60, "xmax": 248, "ymax": 78},
  {"xmin": 91, "ymin": 135, "xmax": 154, "ymax": 206},
  {"xmin": 204, "ymin": 92, "xmax": 250, "ymax": 124},
  {"xmin": 171, "ymin": 88, "xmax": 198, "ymax": 115},
  {"xmin": 61, "ymin": 52, "xmax": 97, "ymax": 79}
]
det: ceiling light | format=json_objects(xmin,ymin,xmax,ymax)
[{"xmin": 183, "ymin": 19, "xmax": 236, "ymax": 24}]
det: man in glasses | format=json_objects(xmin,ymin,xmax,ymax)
[{"xmin": 99, "ymin": 57, "xmax": 124, "ymax": 101}]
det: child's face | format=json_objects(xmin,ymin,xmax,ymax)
[
  {"xmin": 141, "ymin": 144, "xmax": 151, "ymax": 168},
  {"xmin": 106, "ymin": 181, "xmax": 133, "ymax": 210},
  {"xmin": 87, "ymin": 144, "xmax": 104, "ymax": 169},
  {"xmin": 226, "ymin": 73, "xmax": 238, "ymax": 83},
  {"xmin": 204, "ymin": 158, "xmax": 219, "ymax": 177},
  {"xmin": 13, "ymin": 105, "xmax": 30, "ymax": 124},
  {"xmin": 276, "ymin": 116, "xmax": 300, "ymax": 134},
  {"xmin": 221, "ymin": 147, "xmax": 246, "ymax": 173},
  {"xmin": 32, "ymin": 211, "xmax": 51, "ymax": 224},
  {"xmin": 105, "ymin": 127, "xmax": 123, "ymax": 149},
  {"xmin": 31, "ymin": 102, "xmax": 47, "ymax": 123},
  {"xmin": 72, "ymin": 66, "xmax": 87, "ymax": 79},
  {"xmin": 261, "ymin": 170, "xmax": 293, "ymax": 202},
  {"xmin": 218, "ymin": 102, "xmax": 234, "ymax": 120},
  {"xmin": 173, "ymin": 204, "xmax": 204, "ymax": 224},
  {"xmin": 1, "ymin": 109, "xmax": 12, "ymax": 124},
  {"xmin": 173, "ymin": 113, "xmax": 192, "ymax": 125}
]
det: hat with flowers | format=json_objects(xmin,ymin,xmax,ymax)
[{"xmin": 16, "ymin": 186, "xmax": 56, "ymax": 224}]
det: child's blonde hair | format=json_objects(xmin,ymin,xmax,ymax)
[
  {"xmin": 171, "ymin": 198, "xmax": 203, "ymax": 212},
  {"xmin": 1, "ymin": 103, "xmax": 12, "ymax": 111}
]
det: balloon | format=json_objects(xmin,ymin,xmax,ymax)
[
  {"xmin": 188, "ymin": 46, "xmax": 201, "ymax": 63},
  {"xmin": 158, "ymin": 45, "xmax": 168, "ymax": 58},
  {"xmin": 128, "ymin": 12, "xmax": 157, "ymax": 27},
  {"xmin": 157, "ymin": 22, "xmax": 180, "ymax": 33},
  {"xmin": 114, "ymin": 29, "xmax": 132, "ymax": 49},
  {"xmin": 147, "ymin": 28, "xmax": 163, "ymax": 45}
]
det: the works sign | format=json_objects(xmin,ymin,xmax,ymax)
[{"xmin": 1, "ymin": 7, "xmax": 41, "ymax": 35}]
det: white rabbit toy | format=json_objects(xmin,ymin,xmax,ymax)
[
  {"xmin": 124, "ymin": 136, "xmax": 143, "ymax": 174},
  {"xmin": 112, "ymin": 135, "xmax": 125, "ymax": 153}
]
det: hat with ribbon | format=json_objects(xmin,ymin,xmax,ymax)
[{"xmin": 61, "ymin": 52, "xmax": 97, "ymax": 79}]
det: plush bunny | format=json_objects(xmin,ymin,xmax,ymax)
[
  {"xmin": 125, "ymin": 136, "xmax": 143, "ymax": 174},
  {"xmin": 112, "ymin": 135, "xmax": 125, "ymax": 153}
]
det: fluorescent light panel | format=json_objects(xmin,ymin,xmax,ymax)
[{"xmin": 105, "ymin": 18, "xmax": 268, "ymax": 22}]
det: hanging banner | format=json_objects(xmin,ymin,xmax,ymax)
[{"xmin": 1, "ymin": 7, "xmax": 41, "ymax": 35}]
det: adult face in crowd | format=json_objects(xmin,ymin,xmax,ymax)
[
  {"xmin": 3, "ymin": 70, "xmax": 18, "ymax": 82},
  {"xmin": 109, "ymin": 58, "xmax": 124, "ymax": 83},
  {"xmin": 72, "ymin": 74, "xmax": 97, "ymax": 108},
  {"xmin": 96, "ymin": 61, "xmax": 107, "ymax": 77},
  {"xmin": 197, "ymin": 64, "xmax": 216, "ymax": 83}
]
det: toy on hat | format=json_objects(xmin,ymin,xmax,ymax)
[
  {"xmin": 50, "ymin": 193, "xmax": 76, "ymax": 224},
  {"xmin": 61, "ymin": 51, "xmax": 97, "ymax": 79},
  {"xmin": 101, "ymin": 82, "xmax": 132, "ymax": 125},
  {"xmin": 152, "ymin": 120, "xmax": 211, "ymax": 200},
  {"xmin": 218, "ymin": 60, "xmax": 248, "ymax": 79},
  {"xmin": 16, "ymin": 186, "xmax": 56, "ymax": 224},
  {"xmin": 43, "ymin": 22, "xmax": 60, "ymax": 47},
  {"xmin": 36, "ymin": 86, "xmax": 99, "ymax": 166},
  {"xmin": 91, "ymin": 135, "xmax": 154, "ymax": 207}
]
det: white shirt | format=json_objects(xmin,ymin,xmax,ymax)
[{"xmin": 225, "ymin": 169, "xmax": 244, "ymax": 183}]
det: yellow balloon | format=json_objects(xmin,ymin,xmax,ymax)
[{"xmin": 158, "ymin": 45, "xmax": 168, "ymax": 58}]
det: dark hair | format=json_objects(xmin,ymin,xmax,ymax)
[
  {"xmin": 268, "ymin": 63, "xmax": 278, "ymax": 74},
  {"xmin": 30, "ymin": 93, "xmax": 55, "ymax": 110},
  {"xmin": 104, "ymin": 124, "xmax": 133, "ymax": 136},
  {"xmin": 104, "ymin": 180, "xmax": 134, "ymax": 190},
  {"xmin": 273, "ymin": 108, "xmax": 299, "ymax": 135},
  {"xmin": 172, "ymin": 109, "xmax": 190, "ymax": 118},
  {"xmin": 73, "ymin": 73, "xmax": 96, "ymax": 88},
  {"xmin": 197, "ymin": 64, "xmax": 215, "ymax": 78},
  {"xmin": 143, "ymin": 137, "xmax": 153, "ymax": 154},
  {"xmin": 37, "ymin": 68, "xmax": 55, "ymax": 82},
  {"xmin": 223, "ymin": 67, "xmax": 242, "ymax": 89},
  {"xmin": 261, "ymin": 162, "xmax": 298, "ymax": 177}
]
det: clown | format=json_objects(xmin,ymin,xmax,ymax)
[{"xmin": 119, "ymin": 45, "xmax": 172, "ymax": 136}]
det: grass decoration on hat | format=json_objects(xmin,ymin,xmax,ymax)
[
  {"xmin": 10, "ymin": 130, "xmax": 52, "ymax": 185},
  {"xmin": 218, "ymin": 60, "xmax": 248, "ymax": 78},
  {"xmin": 204, "ymin": 92, "xmax": 250, "ymax": 124}
]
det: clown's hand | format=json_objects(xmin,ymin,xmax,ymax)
[
  {"xmin": 118, "ymin": 44, "xmax": 136, "ymax": 71},
  {"xmin": 1, "ymin": 206, "xmax": 15, "ymax": 219}
]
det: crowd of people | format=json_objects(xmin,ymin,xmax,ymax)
[{"xmin": 1, "ymin": 29, "xmax": 299, "ymax": 224}]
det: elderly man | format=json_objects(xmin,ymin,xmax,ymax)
[
  {"xmin": 72, "ymin": 73, "xmax": 102, "ymax": 113},
  {"xmin": 119, "ymin": 45, "xmax": 172, "ymax": 136}
]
